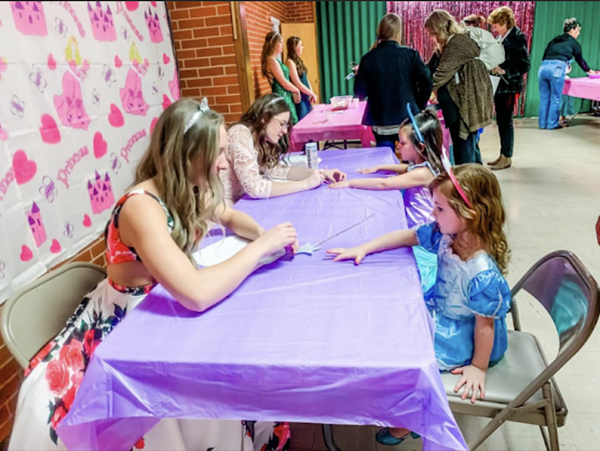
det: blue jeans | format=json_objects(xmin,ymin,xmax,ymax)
[{"xmin": 538, "ymin": 60, "xmax": 567, "ymax": 129}]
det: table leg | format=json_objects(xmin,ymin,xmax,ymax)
[{"xmin": 322, "ymin": 424, "xmax": 343, "ymax": 451}]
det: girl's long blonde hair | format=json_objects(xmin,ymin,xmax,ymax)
[
  {"xmin": 425, "ymin": 10, "xmax": 465, "ymax": 49},
  {"xmin": 135, "ymin": 98, "xmax": 224, "ymax": 259},
  {"xmin": 261, "ymin": 31, "xmax": 283, "ymax": 82},
  {"xmin": 429, "ymin": 164, "xmax": 510, "ymax": 274}
]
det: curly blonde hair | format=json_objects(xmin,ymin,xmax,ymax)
[
  {"xmin": 135, "ymin": 98, "xmax": 225, "ymax": 259},
  {"xmin": 429, "ymin": 164, "xmax": 510, "ymax": 274},
  {"xmin": 488, "ymin": 7, "xmax": 516, "ymax": 29}
]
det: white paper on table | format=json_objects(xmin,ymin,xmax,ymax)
[{"xmin": 193, "ymin": 235, "xmax": 285, "ymax": 268}]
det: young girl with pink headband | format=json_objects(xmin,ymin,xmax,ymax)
[{"xmin": 328, "ymin": 164, "xmax": 512, "ymax": 446}]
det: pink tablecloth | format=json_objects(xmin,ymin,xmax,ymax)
[
  {"xmin": 289, "ymin": 102, "xmax": 452, "ymax": 154},
  {"xmin": 563, "ymin": 77, "xmax": 600, "ymax": 101},
  {"xmin": 289, "ymin": 102, "xmax": 374, "ymax": 153}
]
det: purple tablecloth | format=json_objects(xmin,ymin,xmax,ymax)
[{"xmin": 57, "ymin": 148, "xmax": 467, "ymax": 451}]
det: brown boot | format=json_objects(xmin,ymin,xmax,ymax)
[
  {"xmin": 490, "ymin": 155, "xmax": 511, "ymax": 170},
  {"xmin": 487, "ymin": 155, "xmax": 501, "ymax": 166}
]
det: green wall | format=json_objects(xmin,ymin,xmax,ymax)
[
  {"xmin": 316, "ymin": 1, "xmax": 387, "ymax": 102},
  {"xmin": 316, "ymin": 2, "xmax": 600, "ymax": 117},
  {"xmin": 524, "ymin": 1, "xmax": 600, "ymax": 116}
]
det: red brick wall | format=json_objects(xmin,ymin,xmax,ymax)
[
  {"xmin": 168, "ymin": 1, "xmax": 243, "ymax": 123},
  {"xmin": 0, "ymin": 235, "xmax": 107, "ymax": 446},
  {"xmin": 287, "ymin": 1, "xmax": 314, "ymax": 23}
]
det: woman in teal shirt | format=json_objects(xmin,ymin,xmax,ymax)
[{"xmin": 261, "ymin": 31, "xmax": 300, "ymax": 124}]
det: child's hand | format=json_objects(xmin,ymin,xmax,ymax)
[
  {"xmin": 326, "ymin": 246, "xmax": 367, "ymax": 265},
  {"xmin": 356, "ymin": 166, "xmax": 378, "ymax": 174},
  {"xmin": 451, "ymin": 365, "xmax": 486, "ymax": 403},
  {"xmin": 320, "ymin": 168, "xmax": 346, "ymax": 183},
  {"xmin": 328, "ymin": 180, "xmax": 350, "ymax": 189}
]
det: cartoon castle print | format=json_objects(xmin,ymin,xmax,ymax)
[
  {"xmin": 144, "ymin": 7, "xmax": 163, "ymax": 43},
  {"xmin": 27, "ymin": 201, "xmax": 47, "ymax": 248},
  {"xmin": 11, "ymin": 1, "xmax": 48, "ymax": 36},
  {"xmin": 88, "ymin": 1, "xmax": 116, "ymax": 42},
  {"xmin": 88, "ymin": 171, "xmax": 115, "ymax": 214}
]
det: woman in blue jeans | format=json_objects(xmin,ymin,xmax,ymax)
[{"xmin": 538, "ymin": 18, "xmax": 597, "ymax": 129}]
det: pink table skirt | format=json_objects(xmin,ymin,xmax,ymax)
[
  {"xmin": 562, "ymin": 77, "xmax": 600, "ymax": 101},
  {"xmin": 289, "ymin": 102, "xmax": 375, "ymax": 153}
]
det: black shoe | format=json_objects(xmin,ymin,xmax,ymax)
[{"xmin": 550, "ymin": 125, "xmax": 563, "ymax": 130}]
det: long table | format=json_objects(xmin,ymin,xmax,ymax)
[
  {"xmin": 562, "ymin": 76, "xmax": 600, "ymax": 125},
  {"xmin": 289, "ymin": 102, "xmax": 375, "ymax": 153},
  {"xmin": 57, "ymin": 148, "xmax": 467, "ymax": 451},
  {"xmin": 562, "ymin": 76, "xmax": 600, "ymax": 101}
]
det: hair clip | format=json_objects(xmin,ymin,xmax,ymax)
[
  {"xmin": 440, "ymin": 146, "xmax": 473, "ymax": 208},
  {"xmin": 406, "ymin": 103, "xmax": 424, "ymax": 143},
  {"xmin": 184, "ymin": 97, "xmax": 209, "ymax": 134}
]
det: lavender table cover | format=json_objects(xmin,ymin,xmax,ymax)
[{"xmin": 57, "ymin": 148, "xmax": 467, "ymax": 451}]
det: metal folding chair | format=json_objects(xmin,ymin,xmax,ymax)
[
  {"xmin": 1, "ymin": 263, "xmax": 106, "ymax": 368},
  {"xmin": 441, "ymin": 250, "xmax": 600, "ymax": 450}
]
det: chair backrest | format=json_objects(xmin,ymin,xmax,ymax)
[
  {"xmin": 512, "ymin": 250, "xmax": 600, "ymax": 358},
  {"xmin": 1, "ymin": 263, "xmax": 106, "ymax": 368}
]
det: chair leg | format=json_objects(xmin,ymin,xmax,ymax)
[
  {"xmin": 322, "ymin": 424, "xmax": 343, "ymax": 451},
  {"xmin": 468, "ymin": 418, "xmax": 504, "ymax": 451},
  {"xmin": 542, "ymin": 383, "xmax": 560, "ymax": 451}
]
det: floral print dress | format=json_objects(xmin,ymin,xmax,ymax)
[{"xmin": 9, "ymin": 190, "xmax": 290, "ymax": 451}]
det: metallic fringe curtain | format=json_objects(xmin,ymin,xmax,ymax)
[{"xmin": 387, "ymin": 1, "xmax": 536, "ymax": 116}]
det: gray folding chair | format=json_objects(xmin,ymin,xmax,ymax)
[
  {"xmin": 441, "ymin": 250, "xmax": 600, "ymax": 451},
  {"xmin": 1, "ymin": 263, "xmax": 106, "ymax": 368}
]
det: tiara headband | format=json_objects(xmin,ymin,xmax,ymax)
[
  {"xmin": 183, "ymin": 98, "xmax": 209, "ymax": 134},
  {"xmin": 266, "ymin": 96, "xmax": 285, "ymax": 108},
  {"xmin": 406, "ymin": 103, "xmax": 425, "ymax": 143},
  {"xmin": 440, "ymin": 146, "xmax": 473, "ymax": 209}
]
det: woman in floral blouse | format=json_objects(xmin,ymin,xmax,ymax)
[{"xmin": 220, "ymin": 93, "xmax": 346, "ymax": 206}]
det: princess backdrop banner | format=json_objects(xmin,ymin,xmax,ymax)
[{"xmin": 0, "ymin": 1, "xmax": 180, "ymax": 303}]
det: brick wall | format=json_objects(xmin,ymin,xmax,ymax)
[
  {"xmin": 0, "ymin": 235, "xmax": 107, "ymax": 447},
  {"xmin": 287, "ymin": 1, "xmax": 314, "ymax": 23},
  {"xmin": 168, "ymin": 1, "xmax": 243, "ymax": 123}
]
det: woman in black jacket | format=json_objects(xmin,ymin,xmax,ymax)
[
  {"xmin": 354, "ymin": 13, "xmax": 432, "ymax": 151},
  {"xmin": 487, "ymin": 6, "xmax": 530, "ymax": 170}
]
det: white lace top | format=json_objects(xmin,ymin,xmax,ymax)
[{"xmin": 220, "ymin": 124, "xmax": 292, "ymax": 204}]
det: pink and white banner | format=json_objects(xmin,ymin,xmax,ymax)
[{"xmin": 0, "ymin": 1, "xmax": 180, "ymax": 303}]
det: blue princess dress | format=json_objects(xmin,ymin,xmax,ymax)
[{"xmin": 415, "ymin": 222, "xmax": 512, "ymax": 371}]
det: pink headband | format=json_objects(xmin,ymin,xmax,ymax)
[{"xmin": 441, "ymin": 146, "xmax": 473, "ymax": 209}]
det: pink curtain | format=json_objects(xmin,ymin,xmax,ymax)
[{"xmin": 387, "ymin": 1, "xmax": 536, "ymax": 115}]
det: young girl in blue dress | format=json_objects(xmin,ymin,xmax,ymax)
[{"xmin": 328, "ymin": 164, "xmax": 512, "ymax": 445}]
